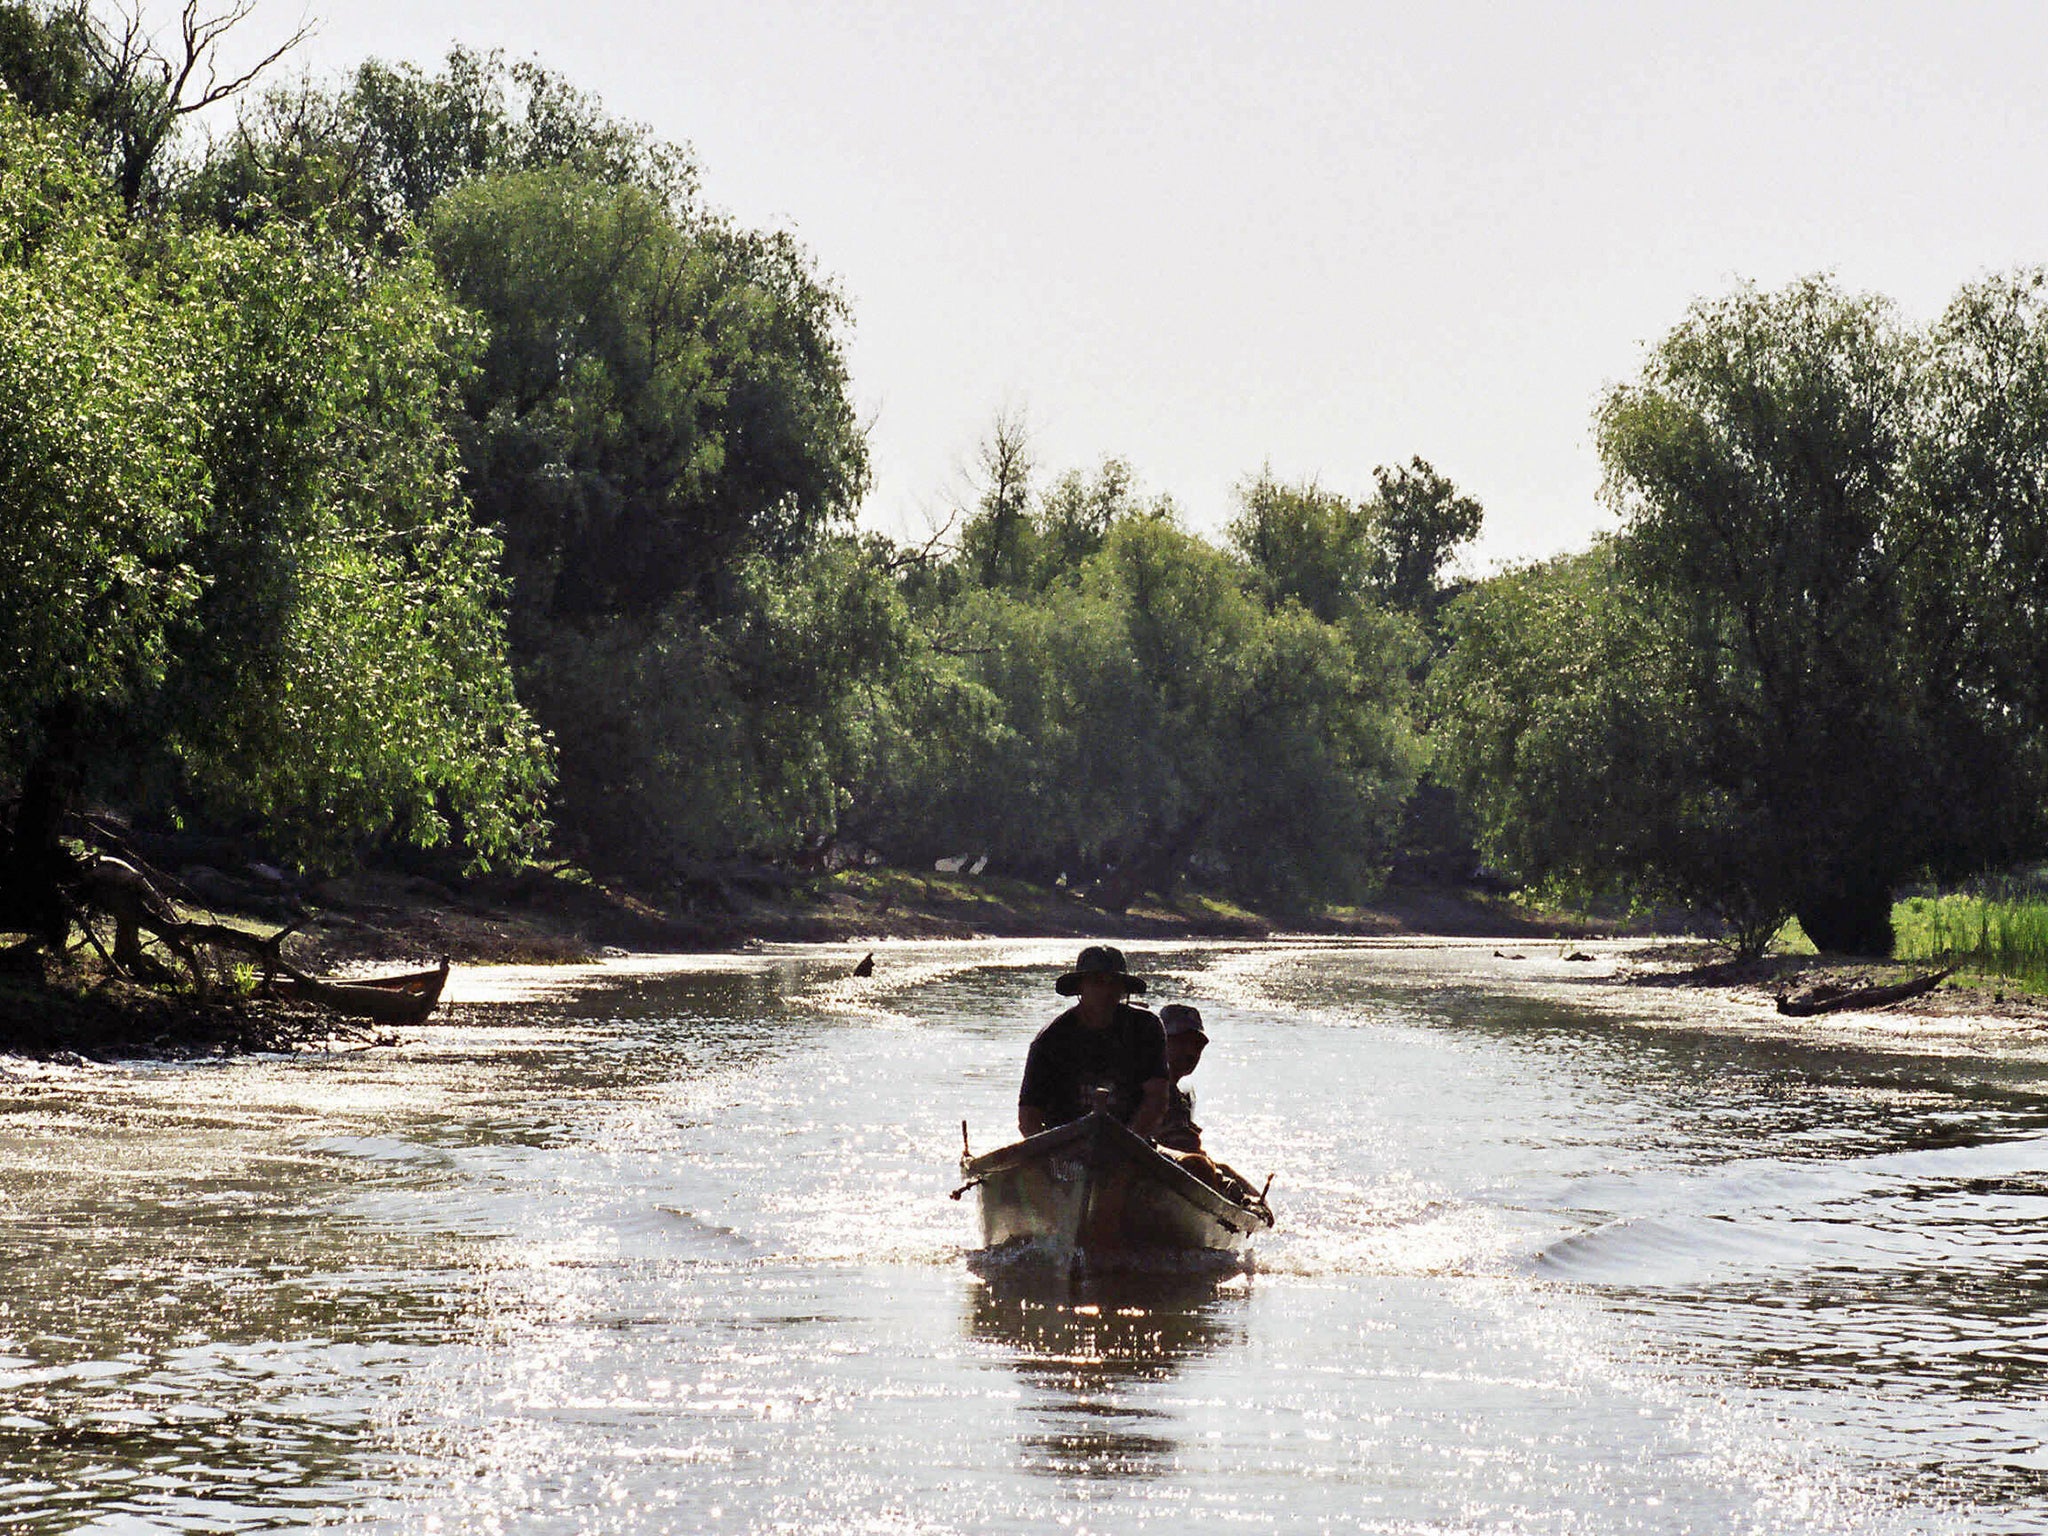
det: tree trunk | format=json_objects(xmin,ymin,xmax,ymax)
[
  {"xmin": 1092, "ymin": 814, "xmax": 1209, "ymax": 914},
  {"xmin": 1794, "ymin": 880, "xmax": 1895, "ymax": 957},
  {"xmin": 1, "ymin": 747, "xmax": 77, "ymax": 949}
]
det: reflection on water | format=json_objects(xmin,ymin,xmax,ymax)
[
  {"xmin": 2, "ymin": 938, "xmax": 2047, "ymax": 1531},
  {"xmin": 969, "ymin": 1267, "xmax": 1246, "ymax": 1482}
]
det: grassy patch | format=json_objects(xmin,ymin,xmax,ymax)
[
  {"xmin": 825, "ymin": 866, "xmax": 1072, "ymax": 915},
  {"xmin": 1770, "ymin": 916, "xmax": 1817, "ymax": 956},
  {"xmin": 1894, "ymin": 894, "xmax": 2048, "ymax": 993},
  {"xmin": 1177, "ymin": 891, "xmax": 1262, "ymax": 924}
]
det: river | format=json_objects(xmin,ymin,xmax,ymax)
[{"xmin": 3, "ymin": 937, "xmax": 2047, "ymax": 1533}]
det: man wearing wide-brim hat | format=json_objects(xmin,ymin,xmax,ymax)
[{"xmin": 1018, "ymin": 945, "xmax": 1169, "ymax": 1137}]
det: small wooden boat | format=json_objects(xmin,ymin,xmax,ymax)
[
  {"xmin": 1774, "ymin": 965, "xmax": 1955, "ymax": 1017},
  {"xmin": 958, "ymin": 1110, "xmax": 1272, "ymax": 1267},
  {"xmin": 267, "ymin": 958, "xmax": 449, "ymax": 1025}
]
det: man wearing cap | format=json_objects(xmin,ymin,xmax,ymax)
[
  {"xmin": 1154, "ymin": 1003, "xmax": 1208, "ymax": 1154},
  {"xmin": 1018, "ymin": 945, "xmax": 1170, "ymax": 1138},
  {"xmin": 1152, "ymin": 1000, "xmax": 1262, "ymax": 1205}
]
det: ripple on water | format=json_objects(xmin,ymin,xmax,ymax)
[{"xmin": 3, "ymin": 940, "xmax": 2047, "ymax": 1532}]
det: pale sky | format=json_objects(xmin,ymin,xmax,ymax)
[{"xmin": 172, "ymin": 1, "xmax": 2048, "ymax": 569}]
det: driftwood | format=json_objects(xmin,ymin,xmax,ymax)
[
  {"xmin": 67, "ymin": 856, "xmax": 444, "ymax": 1023},
  {"xmin": 1775, "ymin": 966, "xmax": 1957, "ymax": 1017}
]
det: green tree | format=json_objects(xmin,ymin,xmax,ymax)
[
  {"xmin": 1597, "ymin": 277, "xmax": 1971, "ymax": 953},
  {"xmin": 0, "ymin": 0, "xmax": 305, "ymax": 211},
  {"xmin": 1917, "ymin": 270, "xmax": 2048, "ymax": 802},
  {"xmin": 1034, "ymin": 458, "xmax": 1135, "ymax": 583},
  {"xmin": 944, "ymin": 413, "xmax": 1158, "ymax": 603},
  {"xmin": 0, "ymin": 98, "xmax": 207, "ymax": 937},
  {"xmin": 185, "ymin": 44, "xmax": 692, "ymax": 245},
  {"xmin": 1364, "ymin": 456, "xmax": 1484, "ymax": 619},
  {"xmin": 529, "ymin": 534, "xmax": 918, "ymax": 879},
  {"xmin": 190, "ymin": 46, "xmax": 873, "ymax": 882},
  {"xmin": 898, "ymin": 501, "xmax": 1422, "ymax": 905},
  {"xmin": 1228, "ymin": 466, "xmax": 1477, "ymax": 887},
  {"xmin": 1442, "ymin": 275, "xmax": 2044, "ymax": 955},
  {"xmin": 1229, "ymin": 460, "xmax": 1483, "ymax": 629},
  {"xmin": 427, "ymin": 165, "xmax": 864, "ymax": 633},
  {"xmin": 953, "ymin": 409, "xmax": 1038, "ymax": 592},
  {"xmin": 0, "ymin": 101, "xmax": 548, "ymax": 940},
  {"xmin": 422, "ymin": 164, "xmax": 866, "ymax": 869},
  {"xmin": 151, "ymin": 217, "xmax": 552, "ymax": 867},
  {"xmin": 1429, "ymin": 548, "xmax": 1802, "ymax": 952},
  {"xmin": 1227, "ymin": 474, "xmax": 1374, "ymax": 626},
  {"xmin": 1108, "ymin": 513, "xmax": 1418, "ymax": 906}
]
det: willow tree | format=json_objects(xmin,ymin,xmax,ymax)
[
  {"xmin": 181, "ymin": 46, "xmax": 880, "ymax": 880},
  {"xmin": 1594, "ymin": 277, "xmax": 2045, "ymax": 953},
  {"xmin": 1427, "ymin": 546, "xmax": 1803, "ymax": 953},
  {"xmin": 424, "ymin": 165, "xmax": 867, "ymax": 874},
  {"xmin": 1435, "ymin": 275, "xmax": 2046, "ymax": 956},
  {"xmin": 884, "ymin": 501, "xmax": 1422, "ymax": 906},
  {"xmin": 0, "ymin": 101, "xmax": 206, "ymax": 939},
  {"xmin": 0, "ymin": 101, "xmax": 549, "ymax": 948}
]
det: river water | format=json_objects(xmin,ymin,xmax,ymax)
[{"xmin": 4, "ymin": 938, "xmax": 2048, "ymax": 1533}]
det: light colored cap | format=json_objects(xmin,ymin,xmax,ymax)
[{"xmin": 1159, "ymin": 1003, "xmax": 1206, "ymax": 1039}]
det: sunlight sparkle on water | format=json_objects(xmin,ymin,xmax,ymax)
[{"xmin": 0, "ymin": 940, "xmax": 2040, "ymax": 1531}]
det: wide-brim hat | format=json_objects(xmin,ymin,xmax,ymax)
[{"xmin": 1055, "ymin": 944, "xmax": 1146, "ymax": 996}]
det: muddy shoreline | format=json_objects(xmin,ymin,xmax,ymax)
[
  {"xmin": 280, "ymin": 867, "xmax": 1621, "ymax": 967},
  {"xmin": 12, "ymin": 867, "xmax": 2039, "ymax": 1057},
  {"xmin": 1625, "ymin": 943, "xmax": 2048, "ymax": 1028},
  {"xmin": 0, "ymin": 871, "xmax": 1617, "ymax": 1058}
]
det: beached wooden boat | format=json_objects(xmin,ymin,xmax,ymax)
[
  {"xmin": 958, "ymin": 1110, "xmax": 1272, "ymax": 1265},
  {"xmin": 1774, "ymin": 965, "xmax": 1955, "ymax": 1017},
  {"xmin": 268, "ymin": 958, "xmax": 449, "ymax": 1025}
]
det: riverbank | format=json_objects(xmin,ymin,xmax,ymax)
[
  {"xmin": 276, "ymin": 869, "xmax": 2048, "ymax": 1033},
  {"xmin": 7, "ymin": 900, "xmax": 2040, "ymax": 1061},
  {"xmin": 282, "ymin": 864, "xmax": 1623, "ymax": 967},
  {"xmin": 0, "ymin": 865, "xmax": 1625, "ymax": 1057},
  {"xmin": 1627, "ymin": 944, "xmax": 2048, "ymax": 1028},
  {"xmin": 0, "ymin": 956, "xmax": 396, "ymax": 1060}
]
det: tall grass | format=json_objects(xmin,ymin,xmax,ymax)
[{"xmin": 1893, "ymin": 893, "xmax": 2048, "ymax": 992}]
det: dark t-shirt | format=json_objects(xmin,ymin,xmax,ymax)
[{"xmin": 1018, "ymin": 1003, "xmax": 1169, "ymax": 1128}]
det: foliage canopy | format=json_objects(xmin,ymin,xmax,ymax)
[
  {"xmin": 0, "ymin": 95, "xmax": 548, "ymax": 937},
  {"xmin": 1436, "ymin": 275, "xmax": 2048, "ymax": 953}
]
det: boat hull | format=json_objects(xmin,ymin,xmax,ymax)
[
  {"xmin": 269, "ymin": 958, "xmax": 449, "ymax": 1024},
  {"xmin": 963, "ymin": 1112, "xmax": 1269, "ymax": 1265}
]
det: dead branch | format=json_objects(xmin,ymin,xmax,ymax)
[
  {"xmin": 876, "ymin": 513, "xmax": 958, "ymax": 573},
  {"xmin": 84, "ymin": 0, "xmax": 313, "ymax": 206},
  {"xmin": 167, "ymin": 1, "xmax": 314, "ymax": 121}
]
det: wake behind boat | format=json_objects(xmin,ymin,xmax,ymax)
[{"xmin": 958, "ymin": 1109, "xmax": 1273, "ymax": 1268}]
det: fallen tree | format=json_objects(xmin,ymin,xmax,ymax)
[{"xmin": 0, "ymin": 825, "xmax": 447, "ymax": 1030}]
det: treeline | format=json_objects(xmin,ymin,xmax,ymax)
[
  {"xmin": 1432, "ymin": 277, "xmax": 2048, "ymax": 955},
  {"xmin": 868, "ymin": 435, "xmax": 1476, "ymax": 906},
  {"xmin": 11, "ymin": 6, "xmax": 2042, "ymax": 956},
  {"xmin": 0, "ymin": 6, "xmax": 1469, "ymax": 936}
]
